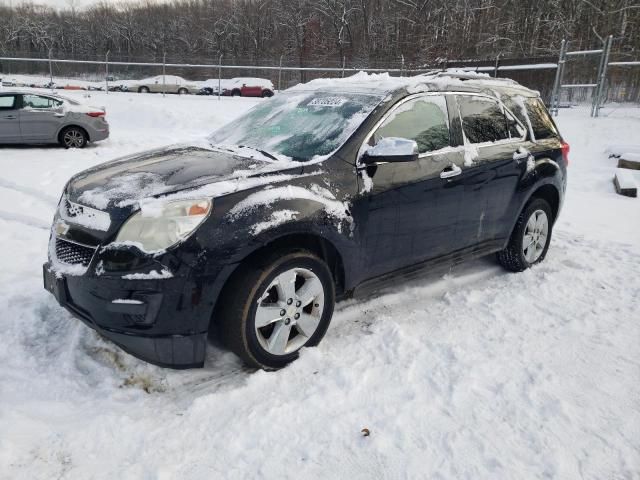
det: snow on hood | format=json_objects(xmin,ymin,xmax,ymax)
[{"xmin": 68, "ymin": 143, "xmax": 304, "ymax": 212}]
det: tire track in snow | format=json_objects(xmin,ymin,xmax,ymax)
[
  {"xmin": 0, "ymin": 210, "xmax": 50, "ymax": 230},
  {"xmin": 0, "ymin": 178, "xmax": 58, "ymax": 206}
]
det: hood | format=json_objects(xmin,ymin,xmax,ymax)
[{"xmin": 66, "ymin": 145, "xmax": 303, "ymax": 211}]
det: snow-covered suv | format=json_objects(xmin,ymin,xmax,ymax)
[{"xmin": 43, "ymin": 72, "xmax": 568, "ymax": 369}]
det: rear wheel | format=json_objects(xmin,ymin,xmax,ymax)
[
  {"xmin": 231, "ymin": 89, "xmax": 241, "ymax": 97},
  {"xmin": 217, "ymin": 250, "xmax": 335, "ymax": 369},
  {"xmin": 497, "ymin": 198, "xmax": 553, "ymax": 272},
  {"xmin": 59, "ymin": 126, "xmax": 88, "ymax": 149},
  {"xmin": 178, "ymin": 87, "xmax": 188, "ymax": 95},
  {"xmin": 261, "ymin": 90, "xmax": 273, "ymax": 98}
]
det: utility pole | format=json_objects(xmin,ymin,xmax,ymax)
[
  {"xmin": 48, "ymin": 48, "xmax": 54, "ymax": 92},
  {"xmin": 105, "ymin": 50, "xmax": 110, "ymax": 94},
  {"xmin": 162, "ymin": 51, "xmax": 166, "ymax": 97}
]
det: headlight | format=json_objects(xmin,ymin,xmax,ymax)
[{"xmin": 115, "ymin": 198, "xmax": 212, "ymax": 252}]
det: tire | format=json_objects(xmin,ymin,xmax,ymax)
[
  {"xmin": 178, "ymin": 87, "xmax": 188, "ymax": 95},
  {"xmin": 497, "ymin": 198, "xmax": 553, "ymax": 272},
  {"xmin": 138, "ymin": 86, "xmax": 150, "ymax": 93},
  {"xmin": 217, "ymin": 250, "xmax": 335, "ymax": 370},
  {"xmin": 261, "ymin": 90, "xmax": 273, "ymax": 98},
  {"xmin": 59, "ymin": 126, "xmax": 88, "ymax": 149},
  {"xmin": 231, "ymin": 89, "xmax": 241, "ymax": 97}
]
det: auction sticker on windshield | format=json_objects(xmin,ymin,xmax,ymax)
[{"xmin": 308, "ymin": 97, "xmax": 347, "ymax": 107}]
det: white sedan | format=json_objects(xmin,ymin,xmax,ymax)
[{"xmin": 127, "ymin": 75, "xmax": 199, "ymax": 95}]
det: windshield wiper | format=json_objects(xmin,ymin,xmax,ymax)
[{"xmin": 237, "ymin": 145, "xmax": 279, "ymax": 161}]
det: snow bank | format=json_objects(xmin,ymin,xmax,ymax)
[{"xmin": 605, "ymin": 144, "xmax": 640, "ymax": 157}]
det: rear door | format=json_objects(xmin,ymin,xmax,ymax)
[
  {"xmin": 453, "ymin": 94, "xmax": 529, "ymax": 246},
  {"xmin": 0, "ymin": 94, "xmax": 21, "ymax": 142},
  {"xmin": 19, "ymin": 94, "xmax": 66, "ymax": 142}
]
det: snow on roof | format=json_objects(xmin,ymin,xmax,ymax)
[{"xmin": 289, "ymin": 70, "xmax": 539, "ymax": 97}]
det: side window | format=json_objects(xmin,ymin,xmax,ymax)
[
  {"xmin": 457, "ymin": 95, "xmax": 509, "ymax": 144},
  {"xmin": 22, "ymin": 95, "xmax": 62, "ymax": 110},
  {"xmin": 373, "ymin": 95, "xmax": 450, "ymax": 154},
  {"xmin": 525, "ymin": 98, "xmax": 558, "ymax": 140},
  {"xmin": 0, "ymin": 95, "xmax": 16, "ymax": 110}
]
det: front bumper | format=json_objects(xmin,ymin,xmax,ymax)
[{"xmin": 43, "ymin": 262, "xmax": 208, "ymax": 368}]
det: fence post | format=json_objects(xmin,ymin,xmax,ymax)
[
  {"xmin": 494, "ymin": 53, "xmax": 501, "ymax": 78},
  {"xmin": 341, "ymin": 56, "xmax": 346, "ymax": 78},
  {"xmin": 218, "ymin": 54, "xmax": 222, "ymax": 101},
  {"xmin": 400, "ymin": 54, "xmax": 405, "ymax": 77},
  {"xmin": 593, "ymin": 35, "xmax": 614, "ymax": 118},
  {"xmin": 162, "ymin": 51, "xmax": 166, "ymax": 97},
  {"xmin": 550, "ymin": 39, "xmax": 568, "ymax": 116},
  {"xmin": 105, "ymin": 50, "xmax": 110, "ymax": 94},
  {"xmin": 278, "ymin": 54, "xmax": 283, "ymax": 91},
  {"xmin": 48, "ymin": 48, "xmax": 53, "ymax": 92}
]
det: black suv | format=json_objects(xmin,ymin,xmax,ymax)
[{"xmin": 43, "ymin": 72, "xmax": 568, "ymax": 369}]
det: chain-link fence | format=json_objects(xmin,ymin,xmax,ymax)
[{"xmin": 1, "ymin": 49, "xmax": 639, "ymax": 108}]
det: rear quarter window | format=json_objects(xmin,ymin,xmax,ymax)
[
  {"xmin": 525, "ymin": 98, "xmax": 559, "ymax": 140},
  {"xmin": 504, "ymin": 96, "xmax": 558, "ymax": 141}
]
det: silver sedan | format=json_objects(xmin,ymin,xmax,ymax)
[{"xmin": 0, "ymin": 90, "xmax": 109, "ymax": 148}]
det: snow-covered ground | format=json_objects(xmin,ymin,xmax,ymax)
[{"xmin": 0, "ymin": 91, "xmax": 638, "ymax": 479}]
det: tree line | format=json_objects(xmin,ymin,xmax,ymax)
[{"xmin": 0, "ymin": 0, "xmax": 638, "ymax": 67}]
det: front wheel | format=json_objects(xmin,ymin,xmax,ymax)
[
  {"xmin": 217, "ymin": 250, "xmax": 335, "ymax": 369},
  {"xmin": 178, "ymin": 87, "xmax": 188, "ymax": 95},
  {"xmin": 497, "ymin": 198, "xmax": 553, "ymax": 272},
  {"xmin": 138, "ymin": 86, "xmax": 150, "ymax": 93}
]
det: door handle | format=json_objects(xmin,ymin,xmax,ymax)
[
  {"xmin": 440, "ymin": 163, "xmax": 462, "ymax": 179},
  {"xmin": 53, "ymin": 113, "xmax": 65, "ymax": 117},
  {"xmin": 4, "ymin": 115, "xmax": 16, "ymax": 120}
]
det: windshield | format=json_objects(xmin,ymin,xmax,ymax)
[{"xmin": 208, "ymin": 91, "xmax": 383, "ymax": 162}]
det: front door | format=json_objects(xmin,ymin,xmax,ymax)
[
  {"xmin": 355, "ymin": 94, "xmax": 469, "ymax": 279},
  {"xmin": 0, "ymin": 94, "xmax": 21, "ymax": 143},
  {"xmin": 19, "ymin": 94, "xmax": 66, "ymax": 142}
]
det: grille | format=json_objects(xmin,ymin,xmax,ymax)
[{"xmin": 55, "ymin": 238, "xmax": 96, "ymax": 266}]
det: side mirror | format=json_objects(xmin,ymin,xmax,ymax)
[{"xmin": 361, "ymin": 137, "xmax": 419, "ymax": 164}]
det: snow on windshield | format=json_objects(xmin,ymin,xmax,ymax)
[{"xmin": 208, "ymin": 91, "xmax": 383, "ymax": 162}]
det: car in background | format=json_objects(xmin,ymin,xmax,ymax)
[
  {"xmin": 197, "ymin": 79, "xmax": 235, "ymax": 96},
  {"xmin": 221, "ymin": 77, "xmax": 275, "ymax": 97},
  {"xmin": 43, "ymin": 72, "xmax": 568, "ymax": 369},
  {"xmin": 128, "ymin": 75, "xmax": 198, "ymax": 94},
  {"xmin": 0, "ymin": 90, "xmax": 109, "ymax": 148}
]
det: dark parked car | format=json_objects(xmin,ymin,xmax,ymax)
[{"xmin": 43, "ymin": 72, "xmax": 568, "ymax": 369}]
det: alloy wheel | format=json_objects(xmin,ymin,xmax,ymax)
[
  {"xmin": 254, "ymin": 267, "xmax": 325, "ymax": 356},
  {"xmin": 63, "ymin": 130, "xmax": 85, "ymax": 148},
  {"xmin": 522, "ymin": 209, "xmax": 548, "ymax": 263}
]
